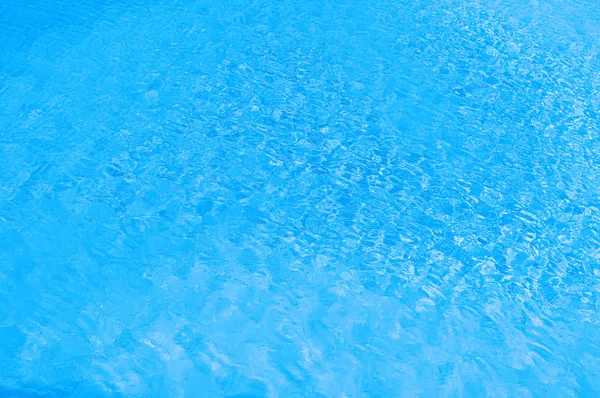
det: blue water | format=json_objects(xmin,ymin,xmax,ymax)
[{"xmin": 2, "ymin": 0, "xmax": 600, "ymax": 396}]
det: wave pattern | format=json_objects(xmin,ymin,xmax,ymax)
[{"xmin": 1, "ymin": 0, "xmax": 600, "ymax": 395}]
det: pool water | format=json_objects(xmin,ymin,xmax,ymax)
[{"xmin": 2, "ymin": 0, "xmax": 600, "ymax": 396}]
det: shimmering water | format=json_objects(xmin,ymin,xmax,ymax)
[{"xmin": 2, "ymin": 0, "xmax": 600, "ymax": 396}]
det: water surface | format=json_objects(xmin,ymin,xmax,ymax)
[{"xmin": 1, "ymin": 0, "xmax": 600, "ymax": 396}]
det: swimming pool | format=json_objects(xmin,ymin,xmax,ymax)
[{"xmin": 1, "ymin": 0, "xmax": 600, "ymax": 395}]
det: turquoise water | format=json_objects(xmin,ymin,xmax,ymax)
[{"xmin": 2, "ymin": 0, "xmax": 600, "ymax": 396}]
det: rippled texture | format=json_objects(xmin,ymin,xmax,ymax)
[{"xmin": 2, "ymin": 0, "xmax": 600, "ymax": 396}]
